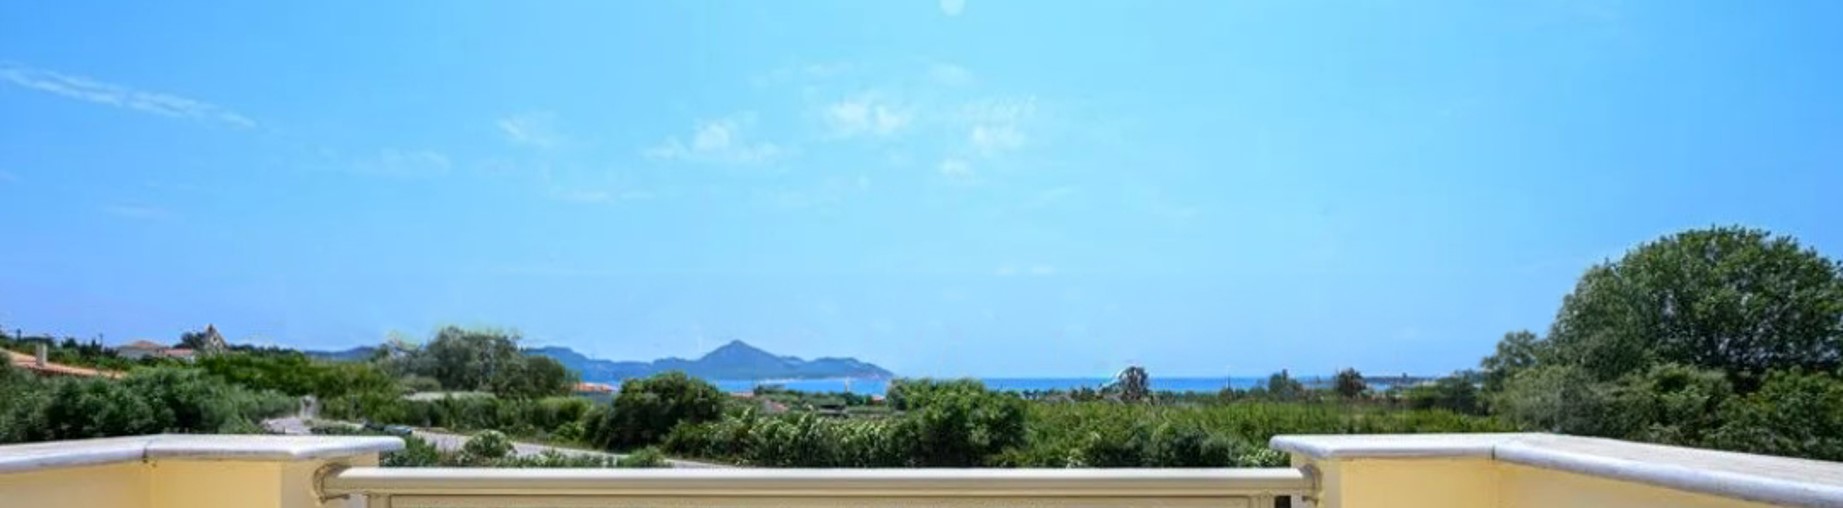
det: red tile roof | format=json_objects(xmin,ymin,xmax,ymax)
[{"xmin": 573, "ymin": 382, "xmax": 615, "ymax": 393}]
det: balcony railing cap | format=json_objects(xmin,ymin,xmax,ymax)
[
  {"xmin": 1272, "ymin": 432, "xmax": 1843, "ymax": 508},
  {"xmin": 0, "ymin": 434, "xmax": 403, "ymax": 474}
]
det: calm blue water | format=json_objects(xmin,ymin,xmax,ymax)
[{"xmin": 709, "ymin": 377, "xmax": 1292, "ymax": 396}]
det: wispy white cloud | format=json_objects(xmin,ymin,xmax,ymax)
[
  {"xmin": 928, "ymin": 63, "xmax": 974, "ymax": 87},
  {"xmin": 101, "ymin": 204, "xmax": 175, "ymax": 221},
  {"xmin": 646, "ymin": 114, "xmax": 786, "ymax": 164},
  {"xmin": 971, "ymin": 124, "xmax": 1024, "ymax": 154},
  {"xmin": 940, "ymin": 0, "xmax": 966, "ymax": 16},
  {"xmin": 963, "ymin": 97, "xmax": 1036, "ymax": 155},
  {"xmin": 0, "ymin": 63, "xmax": 255, "ymax": 128},
  {"xmin": 550, "ymin": 187, "xmax": 654, "ymax": 204},
  {"xmin": 824, "ymin": 92, "xmax": 911, "ymax": 138},
  {"xmin": 353, "ymin": 149, "xmax": 453, "ymax": 178},
  {"xmin": 938, "ymin": 158, "xmax": 974, "ymax": 181},
  {"xmin": 498, "ymin": 112, "xmax": 563, "ymax": 149}
]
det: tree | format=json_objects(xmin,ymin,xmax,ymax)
[
  {"xmin": 892, "ymin": 379, "xmax": 1028, "ymax": 466},
  {"xmin": 589, "ymin": 372, "xmax": 724, "ymax": 450},
  {"xmin": 487, "ymin": 355, "xmax": 575, "ymax": 399},
  {"xmin": 1707, "ymin": 370, "xmax": 1843, "ymax": 461},
  {"xmin": 421, "ymin": 327, "xmax": 523, "ymax": 392},
  {"xmin": 389, "ymin": 326, "xmax": 571, "ymax": 398},
  {"xmin": 1480, "ymin": 330, "xmax": 1544, "ymax": 394},
  {"xmin": 1112, "ymin": 365, "xmax": 1151, "ymax": 403},
  {"xmin": 1405, "ymin": 372, "xmax": 1483, "ymax": 415},
  {"xmin": 1546, "ymin": 227, "xmax": 1843, "ymax": 387},
  {"xmin": 1265, "ymin": 370, "xmax": 1305, "ymax": 401},
  {"xmin": 1333, "ymin": 368, "xmax": 1366, "ymax": 399},
  {"xmin": 1486, "ymin": 227, "xmax": 1843, "ymax": 459}
]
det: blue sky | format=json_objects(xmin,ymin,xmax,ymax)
[{"xmin": 2, "ymin": 1, "xmax": 1840, "ymax": 377}]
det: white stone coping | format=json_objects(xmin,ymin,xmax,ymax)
[
  {"xmin": 1271, "ymin": 433, "xmax": 1843, "ymax": 508},
  {"xmin": 0, "ymin": 434, "xmax": 404, "ymax": 474},
  {"xmin": 323, "ymin": 467, "xmax": 1316, "ymax": 498}
]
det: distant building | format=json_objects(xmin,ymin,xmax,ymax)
[
  {"xmin": 114, "ymin": 340, "xmax": 196, "ymax": 361},
  {"xmin": 6, "ymin": 344, "xmax": 123, "ymax": 379},
  {"xmin": 573, "ymin": 382, "xmax": 616, "ymax": 394}
]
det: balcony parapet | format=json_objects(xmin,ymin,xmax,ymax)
[{"xmin": 1273, "ymin": 433, "xmax": 1843, "ymax": 508}]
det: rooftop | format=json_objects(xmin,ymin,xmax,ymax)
[{"xmin": 4, "ymin": 350, "xmax": 123, "ymax": 379}]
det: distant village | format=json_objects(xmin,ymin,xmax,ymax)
[{"xmin": 4, "ymin": 325, "xmax": 221, "ymax": 379}]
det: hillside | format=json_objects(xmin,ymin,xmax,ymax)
[
  {"xmin": 304, "ymin": 346, "xmax": 377, "ymax": 362},
  {"xmin": 530, "ymin": 340, "xmax": 894, "ymax": 383}
]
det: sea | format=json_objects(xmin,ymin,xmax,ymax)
[{"xmin": 705, "ymin": 376, "xmax": 1378, "ymax": 396}]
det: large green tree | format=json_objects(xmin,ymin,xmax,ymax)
[
  {"xmin": 393, "ymin": 327, "xmax": 574, "ymax": 398},
  {"xmin": 1479, "ymin": 330, "xmax": 1543, "ymax": 394},
  {"xmin": 1545, "ymin": 227, "xmax": 1843, "ymax": 387},
  {"xmin": 1487, "ymin": 226, "xmax": 1843, "ymax": 459}
]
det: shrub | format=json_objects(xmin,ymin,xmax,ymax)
[
  {"xmin": 1707, "ymin": 371, "xmax": 1843, "ymax": 461},
  {"xmin": 617, "ymin": 447, "xmax": 669, "ymax": 468},
  {"xmin": 461, "ymin": 430, "xmax": 515, "ymax": 463},
  {"xmin": 0, "ymin": 367, "xmax": 293, "ymax": 444},
  {"xmin": 589, "ymin": 372, "xmax": 725, "ymax": 450}
]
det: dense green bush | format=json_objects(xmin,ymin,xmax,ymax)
[
  {"xmin": 617, "ymin": 447, "xmax": 669, "ymax": 468},
  {"xmin": 1707, "ymin": 370, "xmax": 1843, "ymax": 461},
  {"xmin": 1403, "ymin": 374, "xmax": 1484, "ymax": 415},
  {"xmin": 586, "ymin": 372, "xmax": 725, "ymax": 450},
  {"xmin": 895, "ymin": 379, "xmax": 1027, "ymax": 466},
  {"xmin": 0, "ymin": 367, "xmax": 294, "ymax": 444},
  {"xmin": 197, "ymin": 351, "xmax": 397, "ymax": 399},
  {"xmin": 321, "ymin": 394, "xmax": 597, "ymax": 444},
  {"xmin": 459, "ymin": 430, "xmax": 515, "ymax": 464}
]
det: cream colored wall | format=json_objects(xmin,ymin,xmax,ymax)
[
  {"xmin": 1318, "ymin": 459, "xmax": 1499, "ymax": 508},
  {"xmin": 0, "ymin": 462, "xmax": 150, "ymax": 508},
  {"xmin": 1297, "ymin": 456, "xmax": 1787, "ymax": 508},
  {"xmin": 0, "ymin": 455, "xmax": 377, "ymax": 508},
  {"xmin": 149, "ymin": 461, "xmax": 283, "ymax": 508},
  {"xmin": 1496, "ymin": 463, "xmax": 1776, "ymax": 508}
]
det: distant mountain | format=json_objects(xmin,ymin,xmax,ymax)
[
  {"xmin": 305, "ymin": 346, "xmax": 377, "ymax": 362},
  {"xmin": 529, "ymin": 340, "xmax": 894, "ymax": 384}
]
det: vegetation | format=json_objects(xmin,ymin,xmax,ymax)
[
  {"xmin": 308, "ymin": 425, "xmax": 667, "ymax": 468},
  {"xmin": 197, "ymin": 350, "xmax": 397, "ymax": 399},
  {"xmin": 1482, "ymin": 226, "xmax": 1843, "ymax": 461},
  {"xmin": 585, "ymin": 371, "xmax": 726, "ymax": 450},
  {"xmin": 9, "ymin": 225, "xmax": 1843, "ymax": 466},
  {"xmin": 1112, "ymin": 366, "xmax": 1151, "ymax": 403},
  {"xmin": 662, "ymin": 380, "xmax": 1503, "ymax": 467},
  {"xmin": 381, "ymin": 326, "xmax": 576, "ymax": 399},
  {"xmin": 1333, "ymin": 368, "xmax": 1366, "ymax": 399},
  {"xmin": 0, "ymin": 366, "xmax": 294, "ymax": 443}
]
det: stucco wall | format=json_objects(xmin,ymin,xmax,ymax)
[
  {"xmin": 0, "ymin": 462, "xmax": 151, "ymax": 508},
  {"xmin": 1497, "ymin": 463, "xmax": 1775, "ymax": 508}
]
